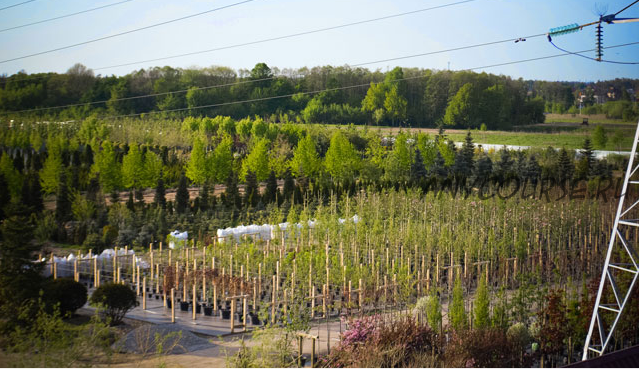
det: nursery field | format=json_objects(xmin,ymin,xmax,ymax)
[{"xmin": 38, "ymin": 187, "xmax": 639, "ymax": 367}]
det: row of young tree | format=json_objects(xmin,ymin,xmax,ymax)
[{"xmin": 13, "ymin": 62, "xmax": 637, "ymax": 127}]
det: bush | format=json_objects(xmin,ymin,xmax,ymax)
[
  {"xmin": 42, "ymin": 278, "xmax": 87, "ymax": 317},
  {"xmin": 82, "ymin": 233, "xmax": 104, "ymax": 253},
  {"xmin": 89, "ymin": 283, "xmax": 138, "ymax": 325},
  {"xmin": 444, "ymin": 328, "xmax": 529, "ymax": 367}
]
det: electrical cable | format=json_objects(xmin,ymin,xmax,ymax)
[
  {"xmin": 0, "ymin": 0, "xmax": 479, "ymax": 83},
  {"xmin": 0, "ymin": 0, "xmax": 260, "ymax": 64},
  {"xmin": 0, "ymin": 0, "xmax": 35, "ymax": 12},
  {"xmin": 614, "ymin": 0, "xmax": 639, "ymax": 16},
  {"xmin": 92, "ymin": 42, "xmax": 638, "ymax": 121},
  {"xmin": 0, "ymin": 0, "xmax": 139, "ymax": 33},
  {"xmin": 3, "ymin": 31, "xmax": 547, "ymax": 115},
  {"xmin": 548, "ymin": 37, "xmax": 639, "ymax": 64}
]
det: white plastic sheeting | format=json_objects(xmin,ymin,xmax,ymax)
[
  {"xmin": 40, "ymin": 248, "xmax": 150, "ymax": 278},
  {"xmin": 216, "ymin": 215, "xmax": 359, "ymax": 243},
  {"xmin": 168, "ymin": 230, "xmax": 188, "ymax": 249}
]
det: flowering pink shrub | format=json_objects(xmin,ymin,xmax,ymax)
[{"xmin": 340, "ymin": 315, "xmax": 381, "ymax": 347}]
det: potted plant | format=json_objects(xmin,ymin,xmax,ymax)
[
  {"xmin": 203, "ymin": 304, "xmax": 213, "ymax": 316},
  {"xmin": 180, "ymin": 301, "xmax": 189, "ymax": 311}
]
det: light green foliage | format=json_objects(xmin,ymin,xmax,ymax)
[
  {"xmin": 384, "ymin": 132, "xmax": 412, "ymax": 182},
  {"xmin": 427, "ymin": 289, "xmax": 443, "ymax": 332},
  {"xmin": 186, "ymin": 136, "xmax": 208, "ymax": 185},
  {"xmin": 324, "ymin": 130, "xmax": 359, "ymax": 183},
  {"xmin": 448, "ymin": 274, "xmax": 466, "ymax": 332},
  {"xmin": 142, "ymin": 150, "xmax": 162, "ymax": 188},
  {"xmin": 122, "ymin": 144, "xmax": 144, "ymax": 189},
  {"xmin": 71, "ymin": 191, "xmax": 96, "ymax": 221},
  {"xmin": 384, "ymin": 85, "xmax": 407, "ymax": 125},
  {"xmin": 289, "ymin": 135, "xmax": 320, "ymax": 178},
  {"xmin": 251, "ymin": 117, "xmax": 268, "ymax": 139},
  {"xmin": 473, "ymin": 272, "xmax": 490, "ymax": 329},
  {"xmin": 444, "ymin": 83, "xmax": 479, "ymax": 127},
  {"xmin": 241, "ymin": 138, "xmax": 270, "ymax": 182},
  {"xmin": 6, "ymin": 300, "xmax": 112, "ymax": 367},
  {"xmin": 40, "ymin": 149, "xmax": 63, "ymax": 195},
  {"xmin": 592, "ymin": 125, "xmax": 607, "ymax": 148},
  {"xmin": 209, "ymin": 136, "xmax": 233, "ymax": 183},
  {"xmin": 91, "ymin": 140, "xmax": 121, "ymax": 193},
  {"xmin": 361, "ymin": 82, "xmax": 387, "ymax": 114}
]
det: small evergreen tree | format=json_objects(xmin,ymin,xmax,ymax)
[
  {"xmin": 199, "ymin": 182, "xmax": 210, "ymax": 212},
  {"xmin": 592, "ymin": 125, "xmax": 607, "ymax": 148},
  {"xmin": 154, "ymin": 176, "xmax": 166, "ymax": 208},
  {"xmin": 282, "ymin": 169, "xmax": 295, "ymax": 202},
  {"xmin": 473, "ymin": 154, "xmax": 493, "ymax": 185},
  {"xmin": 224, "ymin": 172, "xmax": 241, "ymax": 209},
  {"xmin": 578, "ymin": 138, "xmax": 595, "ymax": 179},
  {"xmin": 21, "ymin": 172, "xmax": 44, "ymax": 214},
  {"xmin": 175, "ymin": 173, "xmax": 189, "ymax": 214},
  {"xmin": 473, "ymin": 272, "xmax": 490, "ymax": 329},
  {"xmin": 427, "ymin": 288, "xmax": 442, "ymax": 333},
  {"xmin": 525, "ymin": 155, "xmax": 541, "ymax": 187},
  {"xmin": 55, "ymin": 170, "xmax": 71, "ymax": 224},
  {"xmin": 126, "ymin": 191, "xmax": 135, "ymax": 211},
  {"xmin": 448, "ymin": 274, "xmax": 467, "ymax": 332},
  {"xmin": 557, "ymin": 148, "xmax": 574, "ymax": 184},
  {"xmin": 428, "ymin": 150, "xmax": 447, "ymax": 179},
  {"xmin": 244, "ymin": 171, "xmax": 259, "ymax": 207},
  {"xmin": 0, "ymin": 173, "xmax": 9, "ymax": 220},
  {"xmin": 264, "ymin": 170, "xmax": 278, "ymax": 203},
  {"xmin": 410, "ymin": 149, "xmax": 427, "ymax": 185}
]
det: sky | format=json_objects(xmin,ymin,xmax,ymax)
[{"xmin": 0, "ymin": 0, "xmax": 638, "ymax": 82}]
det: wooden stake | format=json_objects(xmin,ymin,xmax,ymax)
[
  {"xmin": 143, "ymin": 277, "xmax": 147, "ymax": 310},
  {"xmin": 171, "ymin": 288, "xmax": 175, "ymax": 323},
  {"xmin": 192, "ymin": 284, "xmax": 197, "ymax": 320}
]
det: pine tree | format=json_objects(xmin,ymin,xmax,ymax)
[
  {"xmin": 55, "ymin": 170, "xmax": 71, "ymax": 224},
  {"xmin": 473, "ymin": 154, "xmax": 493, "ymax": 185},
  {"xmin": 126, "ymin": 191, "xmax": 135, "ymax": 211},
  {"xmin": 40, "ymin": 149, "xmax": 62, "ymax": 195},
  {"xmin": 428, "ymin": 150, "xmax": 447, "ymax": 179},
  {"xmin": 578, "ymin": 138, "xmax": 595, "ymax": 179},
  {"xmin": 448, "ymin": 274, "xmax": 467, "ymax": 332},
  {"xmin": 224, "ymin": 172, "xmax": 240, "ymax": 209},
  {"xmin": 186, "ymin": 136, "xmax": 208, "ymax": 185},
  {"xmin": 427, "ymin": 288, "xmax": 442, "ymax": 333},
  {"xmin": 175, "ymin": 173, "xmax": 190, "ymax": 214},
  {"xmin": 264, "ymin": 170, "xmax": 278, "ymax": 203},
  {"xmin": 494, "ymin": 146, "xmax": 514, "ymax": 185},
  {"xmin": 154, "ymin": 176, "xmax": 166, "ymax": 208},
  {"xmin": 244, "ymin": 171, "xmax": 259, "ymax": 207},
  {"xmin": 410, "ymin": 149, "xmax": 427, "ymax": 185},
  {"xmin": 525, "ymin": 155, "xmax": 541, "ymax": 186},
  {"xmin": 473, "ymin": 272, "xmax": 490, "ymax": 329},
  {"xmin": 0, "ymin": 173, "xmax": 9, "ymax": 220},
  {"xmin": 21, "ymin": 172, "xmax": 44, "ymax": 214},
  {"xmin": 199, "ymin": 182, "xmax": 210, "ymax": 212},
  {"xmin": 282, "ymin": 169, "xmax": 295, "ymax": 201},
  {"xmin": 557, "ymin": 148, "xmax": 574, "ymax": 184}
]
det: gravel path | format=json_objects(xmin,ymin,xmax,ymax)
[{"xmin": 114, "ymin": 324, "xmax": 214, "ymax": 355}]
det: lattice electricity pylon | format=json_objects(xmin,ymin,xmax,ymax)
[{"xmin": 583, "ymin": 123, "xmax": 639, "ymax": 360}]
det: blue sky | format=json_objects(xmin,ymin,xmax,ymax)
[{"xmin": 0, "ymin": 0, "xmax": 638, "ymax": 81}]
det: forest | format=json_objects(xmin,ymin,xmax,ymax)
[{"xmin": 0, "ymin": 63, "xmax": 638, "ymax": 127}]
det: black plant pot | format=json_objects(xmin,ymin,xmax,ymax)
[
  {"xmin": 221, "ymin": 309, "xmax": 231, "ymax": 320},
  {"xmin": 249, "ymin": 313, "xmax": 261, "ymax": 325},
  {"xmin": 166, "ymin": 298, "xmax": 172, "ymax": 309},
  {"xmin": 148, "ymin": 293, "xmax": 153, "ymax": 298},
  {"xmin": 203, "ymin": 306, "xmax": 213, "ymax": 316},
  {"xmin": 195, "ymin": 303, "xmax": 201, "ymax": 314},
  {"xmin": 155, "ymin": 295, "xmax": 160, "ymax": 300},
  {"xmin": 180, "ymin": 302, "xmax": 189, "ymax": 311}
]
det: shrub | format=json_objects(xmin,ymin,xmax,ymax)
[
  {"xmin": 444, "ymin": 328, "xmax": 529, "ymax": 367},
  {"xmin": 89, "ymin": 283, "xmax": 138, "ymax": 325},
  {"xmin": 42, "ymin": 278, "xmax": 87, "ymax": 317},
  {"xmin": 82, "ymin": 233, "xmax": 104, "ymax": 253}
]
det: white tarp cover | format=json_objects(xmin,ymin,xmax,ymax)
[
  {"xmin": 168, "ymin": 230, "xmax": 188, "ymax": 249},
  {"xmin": 216, "ymin": 215, "xmax": 359, "ymax": 243}
]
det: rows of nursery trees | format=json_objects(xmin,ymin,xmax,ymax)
[
  {"xmin": 0, "ymin": 63, "xmax": 638, "ymax": 126},
  {"xmin": 0, "ymin": 115, "xmax": 622, "ymax": 251}
]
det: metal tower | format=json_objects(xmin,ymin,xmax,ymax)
[{"xmin": 583, "ymin": 123, "xmax": 639, "ymax": 360}]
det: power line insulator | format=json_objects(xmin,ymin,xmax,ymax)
[{"xmin": 596, "ymin": 22, "xmax": 604, "ymax": 61}]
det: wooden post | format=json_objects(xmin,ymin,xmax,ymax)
[
  {"xmin": 117, "ymin": 267, "xmax": 121, "ymax": 284},
  {"xmin": 230, "ymin": 296, "xmax": 236, "ymax": 333},
  {"xmin": 171, "ymin": 288, "xmax": 175, "ymax": 323},
  {"xmin": 192, "ymin": 284, "xmax": 197, "ymax": 320},
  {"xmin": 322, "ymin": 284, "xmax": 327, "ymax": 318},
  {"xmin": 143, "ymin": 277, "xmax": 147, "ymax": 310},
  {"xmin": 271, "ymin": 275, "xmax": 276, "ymax": 324},
  {"xmin": 136, "ymin": 265, "xmax": 141, "ymax": 296},
  {"xmin": 243, "ymin": 296, "xmax": 247, "ymax": 331},
  {"xmin": 93, "ymin": 258, "xmax": 97, "ymax": 287},
  {"xmin": 74, "ymin": 259, "xmax": 78, "ymax": 282},
  {"xmin": 311, "ymin": 284, "xmax": 316, "ymax": 318},
  {"xmin": 53, "ymin": 262, "xmax": 57, "ymax": 279},
  {"xmin": 96, "ymin": 268, "xmax": 100, "ymax": 287},
  {"xmin": 358, "ymin": 279, "xmax": 362, "ymax": 310},
  {"xmin": 213, "ymin": 281, "xmax": 218, "ymax": 311}
]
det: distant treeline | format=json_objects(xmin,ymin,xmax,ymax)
[{"xmin": 1, "ymin": 63, "xmax": 637, "ymax": 127}]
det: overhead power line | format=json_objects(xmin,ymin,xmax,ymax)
[
  {"xmin": 4, "ymin": 30, "xmax": 547, "ymax": 115},
  {"xmin": 91, "ymin": 42, "xmax": 637, "ymax": 121},
  {"xmin": 614, "ymin": 0, "xmax": 638, "ymax": 16},
  {"xmin": 0, "ymin": 0, "xmax": 139, "ymax": 33},
  {"xmin": 0, "ymin": 0, "xmax": 35, "ymax": 12},
  {"xmin": 0, "ymin": 0, "xmax": 260, "ymax": 64},
  {"xmin": 0, "ymin": 0, "xmax": 478, "ymax": 81},
  {"xmin": 548, "ymin": 38, "xmax": 638, "ymax": 64}
]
